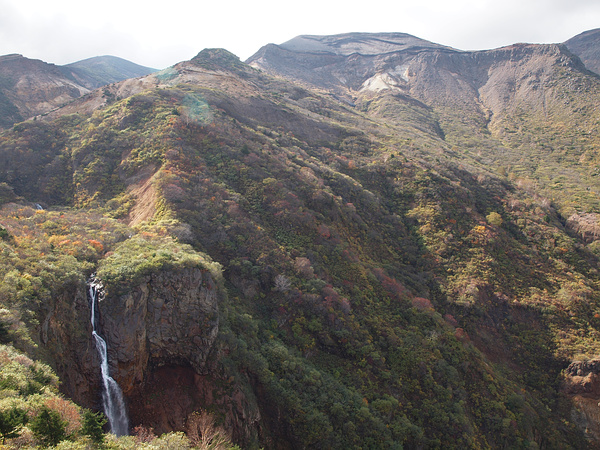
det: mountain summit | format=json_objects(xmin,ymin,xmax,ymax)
[{"xmin": 277, "ymin": 32, "xmax": 457, "ymax": 55}]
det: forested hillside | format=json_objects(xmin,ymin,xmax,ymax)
[{"xmin": 0, "ymin": 33, "xmax": 600, "ymax": 448}]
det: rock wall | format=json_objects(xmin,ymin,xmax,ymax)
[
  {"xmin": 98, "ymin": 267, "xmax": 220, "ymax": 396},
  {"xmin": 564, "ymin": 359, "xmax": 600, "ymax": 442},
  {"xmin": 41, "ymin": 265, "xmax": 262, "ymax": 444},
  {"xmin": 39, "ymin": 283, "xmax": 99, "ymax": 408}
]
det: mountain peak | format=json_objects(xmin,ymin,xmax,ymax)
[
  {"xmin": 191, "ymin": 48, "xmax": 247, "ymax": 70},
  {"xmin": 279, "ymin": 32, "xmax": 458, "ymax": 56}
]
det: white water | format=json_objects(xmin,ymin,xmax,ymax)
[{"xmin": 89, "ymin": 279, "xmax": 129, "ymax": 436}]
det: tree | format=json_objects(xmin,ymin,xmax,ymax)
[
  {"xmin": 30, "ymin": 406, "xmax": 67, "ymax": 447},
  {"xmin": 186, "ymin": 410, "xmax": 234, "ymax": 449},
  {"xmin": 0, "ymin": 407, "xmax": 28, "ymax": 443},
  {"xmin": 274, "ymin": 274, "xmax": 291, "ymax": 292},
  {"xmin": 81, "ymin": 409, "xmax": 107, "ymax": 445},
  {"xmin": 486, "ymin": 211, "xmax": 503, "ymax": 227}
]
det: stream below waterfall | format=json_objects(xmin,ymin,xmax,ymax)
[{"xmin": 88, "ymin": 278, "xmax": 129, "ymax": 436}]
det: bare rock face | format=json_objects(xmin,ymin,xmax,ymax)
[
  {"xmin": 564, "ymin": 359, "xmax": 600, "ymax": 442},
  {"xmin": 566, "ymin": 213, "xmax": 600, "ymax": 243},
  {"xmin": 98, "ymin": 267, "xmax": 220, "ymax": 397},
  {"xmin": 39, "ymin": 283, "xmax": 99, "ymax": 408},
  {"xmin": 42, "ymin": 266, "xmax": 262, "ymax": 442}
]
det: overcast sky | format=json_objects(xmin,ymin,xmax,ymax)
[{"xmin": 1, "ymin": 0, "xmax": 599, "ymax": 69}]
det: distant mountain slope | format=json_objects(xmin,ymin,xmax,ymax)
[
  {"xmin": 0, "ymin": 45, "xmax": 598, "ymax": 448},
  {"xmin": 247, "ymin": 32, "xmax": 460, "ymax": 93},
  {"xmin": 0, "ymin": 53, "xmax": 88, "ymax": 128},
  {"xmin": 64, "ymin": 55, "xmax": 156, "ymax": 89},
  {"xmin": 564, "ymin": 28, "xmax": 600, "ymax": 75},
  {"xmin": 0, "ymin": 53, "xmax": 156, "ymax": 129},
  {"xmin": 279, "ymin": 32, "xmax": 457, "ymax": 55},
  {"xmin": 247, "ymin": 33, "xmax": 600, "ymax": 216}
]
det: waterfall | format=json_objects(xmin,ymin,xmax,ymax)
[{"xmin": 88, "ymin": 278, "xmax": 129, "ymax": 436}]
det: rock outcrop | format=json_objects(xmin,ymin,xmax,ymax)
[
  {"xmin": 98, "ymin": 267, "xmax": 220, "ymax": 396},
  {"xmin": 41, "ymin": 266, "xmax": 226, "ymax": 435},
  {"xmin": 566, "ymin": 213, "xmax": 600, "ymax": 243},
  {"xmin": 39, "ymin": 283, "xmax": 99, "ymax": 408},
  {"xmin": 564, "ymin": 359, "xmax": 600, "ymax": 442}
]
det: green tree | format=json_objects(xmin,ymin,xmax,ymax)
[
  {"xmin": 0, "ymin": 407, "xmax": 28, "ymax": 443},
  {"xmin": 0, "ymin": 320, "xmax": 10, "ymax": 344},
  {"xmin": 30, "ymin": 406, "xmax": 67, "ymax": 447},
  {"xmin": 81, "ymin": 409, "xmax": 107, "ymax": 445},
  {"xmin": 486, "ymin": 211, "xmax": 503, "ymax": 227}
]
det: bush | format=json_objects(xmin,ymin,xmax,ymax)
[{"xmin": 486, "ymin": 211, "xmax": 503, "ymax": 227}]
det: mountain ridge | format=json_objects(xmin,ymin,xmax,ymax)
[{"xmin": 0, "ymin": 53, "xmax": 156, "ymax": 129}]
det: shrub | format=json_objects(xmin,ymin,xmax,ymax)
[{"xmin": 486, "ymin": 211, "xmax": 503, "ymax": 227}]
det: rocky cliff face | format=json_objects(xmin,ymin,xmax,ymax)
[
  {"xmin": 98, "ymin": 267, "xmax": 220, "ymax": 396},
  {"xmin": 39, "ymin": 282, "xmax": 99, "ymax": 408},
  {"xmin": 41, "ymin": 266, "xmax": 247, "ymax": 436},
  {"xmin": 564, "ymin": 359, "xmax": 600, "ymax": 442}
]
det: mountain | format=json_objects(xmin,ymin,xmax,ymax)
[
  {"xmin": 1, "ymin": 32, "xmax": 600, "ymax": 448},
  {"xmin": 64, "ymin": 55, "xmax": 156, "ymax": 89},
  {"xmin": 248, "ymin": 34, "xmax": 600, "ymax": 218},
  {"xmin": 0, "ymin": 53, "xmax": 156, "ymax": 130},
  {"xmin": 564, "ymin": 28, "xmax": 600, "ymax": 75}
]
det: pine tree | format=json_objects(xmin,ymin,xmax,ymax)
[
  {"xmin": 30, "ymin": 406, "xmax": 67, "ymax": 447},
  {"xmin": 81, "ymin": 409, "xmax": 107, "ymax": 445},
  {"xmin": 0, "ymin": 407, "xmax": 28, "ymax": 443}
]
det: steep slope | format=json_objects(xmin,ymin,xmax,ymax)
[
  {"xmin": 249, "ymin": 34, "xmax": 600, "ymax": 217},
  {"xmin": 564, "ymin": 28, "xmax": 600, "ymax": 75},
  {"xmin": 0, "ymin": 54, "xmax": 89, "ymax": 129}
]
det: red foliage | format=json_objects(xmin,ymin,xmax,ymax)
[
  {"xmin": 372, "ymin": 268, "xmax": 408, "ymax": 300},
  {"xmin": 443, "ymin": 313, "xmax": 459, "ymax": 327},
  {"xmin": 44, "ymin": 397, "xmax": 81, "ymax": 435},
  {"xmin": 411, "ymin": 297, "xmax": 434, "ymax": 311},
  {"xmin": 454, "ymin": 328, "xmax": 470, "ymax": 342},
  {"xmin": 317, "ymin": 224, "xmax": 331, "ymax": 239}
]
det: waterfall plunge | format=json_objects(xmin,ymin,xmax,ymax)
[{"xmin": 88, "ymin": 279, "xmax": 129, "ymax": 436}]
